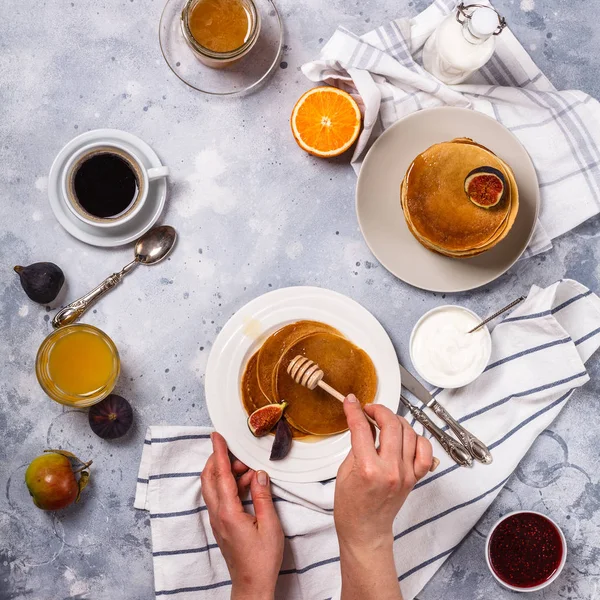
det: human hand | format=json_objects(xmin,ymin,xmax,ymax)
[
  {"xmin": 201, "ymin": 432, "xmax": 284, "ymax": 600},
  {"xmin": 334, "ymin": 395, "xmax": 433, "ymax": 553}
]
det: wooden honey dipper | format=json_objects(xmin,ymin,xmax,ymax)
[{"xmin": 287, "ymin": 355, "xmax": 440, "ymax": 472}]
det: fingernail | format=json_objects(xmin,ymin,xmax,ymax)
[
  {"xmin": 257, "ymin": 470, "xmax": 268, "ymax": 486},
  {"xmin": 346, "ymin": 394, "xmax": 358, "ymax": 403},
  {"xmin": 210, "ymin": 432, "xmax": 215, "ymax": 441}
]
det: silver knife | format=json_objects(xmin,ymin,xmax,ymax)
[
  {"xmin": 399, "ymin": 395, "xmax": 473, "ymax": 467},
  {"xmin": 400, "ymin": 364, "xmax": 493, "ymax": 465}
]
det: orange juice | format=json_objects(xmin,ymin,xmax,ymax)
[{"xmin": 36, "ymin": 324, "xmax": 120, "ymax": 407}]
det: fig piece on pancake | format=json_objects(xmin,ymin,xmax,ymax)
[
  {"xmin": 270, "ymin": 419, "xmax": 293, "ymax": 461},
  {"xmin": 464, "ymin": 166, "xmax": 506, "ymax": 208},
  {"xmin": 241, "ymin": 350, "xmax": 306, "ymax": 439},
  {"xmin": 248, "ymin": 402, "xmax": 287, "ymax": 437}
]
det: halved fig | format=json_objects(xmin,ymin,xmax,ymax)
[
  {"xmin": 270, "ymin": 419, "xmax": 293, "ymax": 461},
  {"xmin": 248, "ymin": 402, "xmax": 287, "ymax": 437},
  {"xmin": 464, "ymin": 166, "xmax": 506, "ymax": 208}
]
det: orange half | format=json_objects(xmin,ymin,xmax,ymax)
[{"xmin": 291, "ymin": 87, "xmax": 361, "ymax": 157}]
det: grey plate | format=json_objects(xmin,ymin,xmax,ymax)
[{"xmin": 355, "ymin": 107, "xmax": 540, "ymax": 293}]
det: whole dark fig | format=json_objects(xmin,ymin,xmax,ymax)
[
  {"xmin": 270, "ymin": 419, "xmax": 293, "ymax": 461},
  {"xmin": 248, "ymin": 402, "xmax": 287, "ymax": 437},
  {"xmin": 14, "ymin": 262, "xmax": 65, "ymax": 303},
  {"xmin": 89, "ymin": 394, "xmax": 133, "ymax": 439}
]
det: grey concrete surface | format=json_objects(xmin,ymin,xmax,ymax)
[{"xmin": 1, "ymin": 0, "xmax": 599, "ymax": 598}]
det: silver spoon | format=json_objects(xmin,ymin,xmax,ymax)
[
  {"xmin": 468, "ymin": 296, "xmax": 526, "ymax": 333},
  {"xmin": 52, "ymin": 225, "xmax": 177, "ymax": 328}
]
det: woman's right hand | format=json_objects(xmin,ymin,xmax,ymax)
[{"xmin": 334, "ymin": 395, "xmax": 433, "ymax": 600}]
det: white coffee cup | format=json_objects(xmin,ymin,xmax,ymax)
[{"xmin": 62, "ymin": 141, "xmax": 169, "ymax": 229}]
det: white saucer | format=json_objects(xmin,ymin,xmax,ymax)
[
  {"xmin": 48, "ymin": 129, "xmax": 168, "ymax": 247},
  {"xmin": 205, "ymin": 286, "xmax": 401, "ymax": 483}
]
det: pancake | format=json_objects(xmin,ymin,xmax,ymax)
[
  {"xmin": 402, "ymin": 140, "xmax": 513, "ymax": 252},
  {"xmin": 401, "ymin": 138, "xmax": 519, "ymax": 258},
  {"xmin": 401, "ymin": 175, "xmax": 511, "ymax": 255},
  {"xmin": 401, "ymin": 139, "xmax": 518, "ymax": 257},
  {"xmin": 241, "ymin": 351, "xmax": 306, "ymax": 439},
  {"xmin": 241, "ymin": 352, "xmax": 270, "ymax": 414},
  {"xmin": 401, "ymin": 172, "xmax": 512, "ymax": 252},
  {"xmin": 274, "ymin": 332, "xmax": 377, "ymax": 435},
  {"xmin": 402, "ymin": 152, "xmax": 519, "ymax": 258},
  {"xmin": 256, "ymin": 321, "xmax": 340, "ymax": 401}
]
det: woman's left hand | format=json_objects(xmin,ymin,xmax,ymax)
[{"xmin": 201, "ymin": 432, "xmax": 284, "ymax": 600}]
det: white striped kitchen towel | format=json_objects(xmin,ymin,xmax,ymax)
[
  {"xmin": 301, "ymin": 0, "xmax": 600, "ymax": 257},
  {"xmin": 135, "ymin": 279, "xmax": 600, "ymax": 600}
]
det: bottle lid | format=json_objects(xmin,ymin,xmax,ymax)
[{"xmin": 469, "ymin": 7, "xmax": 499, "ymax": 38}]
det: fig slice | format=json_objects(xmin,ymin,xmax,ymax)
[
  {"xmin": 248, "ymin": 402, "xmax": 287, "ymax": 437},
  {"xmin": 270, "ymin": 419, "xmax": 293, "ymax": 461},
  {"xmin": 464, "ymin": 166, "xmax": 506, "ymax": 208}
]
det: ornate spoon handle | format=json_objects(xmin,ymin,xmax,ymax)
[
  {"xmin": 468, "ymin": 295, "xmax": 526, "ymax": 333},
  {"xmin": 400, "ymin": 396, "xmax": 473, "ymax": 467},
  {"xmin": 430, "ymin": 402, "xmax": 493, "ymax": 464},
  {"xmin": 52, "ymin": 261, "xmax": 137, "ymax": 328}
]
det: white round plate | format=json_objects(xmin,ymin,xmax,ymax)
[
  {"xmin": 205, "ymin": 287, "xmax": 401, "ymax": 483},
  {"xmin": 356, "ymin": 107, "xmax": 540, "ymax": 293},
  {"xmin": 48, "ymin": 129, "xmax": 168, "ymax": 247}
]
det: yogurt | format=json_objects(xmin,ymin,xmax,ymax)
[{"xmin": 410, "ymin": 306, "xmax": 491, "ymax": 389}]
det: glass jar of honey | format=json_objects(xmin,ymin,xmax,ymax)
[
  {"xmin": 36, "ymin": 324, "xmax": 120, "ymax": 407},
  {"xmin": 181, "ymin": 0, "xmax": 261, "ymax": 68}
]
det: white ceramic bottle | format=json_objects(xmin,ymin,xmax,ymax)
[{"xmin": 422, "ymin": 3, "xmax": 506, "ymax": 85}]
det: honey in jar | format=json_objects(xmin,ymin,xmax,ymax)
[
  {"xmin": 36, "ymin": 324, "xmax": 120, "ymax": 407},
  {"xmin": 182, "ymin": 0, "xmax": 260, "ymax": 67},
  {"xmin": 188, "ymin": 0, "xmax": 252, "ymax": 52}
]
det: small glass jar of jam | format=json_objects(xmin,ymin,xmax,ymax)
[
  {"xmin": 36, "ymin": 324, "xmax": 120, "ymax": 407},
  {"xmin": 181, "ymin": 0, "xmax": 261, "ymax": 68},
  {"xmin": 486, "ymin": 510, "xmax": 567, "ymax": 592}
]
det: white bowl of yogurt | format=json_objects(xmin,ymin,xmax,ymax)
[{"xmin": 409, "ymin": 305, "xmax": 492, "ymax": 389}]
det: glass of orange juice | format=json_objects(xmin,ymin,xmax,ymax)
[{"xmin": 36, "ymin": 324, "xmax": 120, "ymax": 407}]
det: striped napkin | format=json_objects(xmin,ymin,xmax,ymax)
[
  {"xmin": 135, "ymin": 279, "xmax": 600, "ymax": 600},
  {"xmin": 301, "ymin": 0, "xmax": 600, "ymax": 257}
]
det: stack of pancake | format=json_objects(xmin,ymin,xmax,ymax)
[
  {"xmin": 241, "ymin": 320, "xmax": 377, "ymax": 437},
  {"xmin": 401, "ymin": 138, "xmax": 519, "ymax": 258}
]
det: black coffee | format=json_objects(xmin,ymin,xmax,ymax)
[{"xmin": 73, "ymin": 153, "xmax": 139, "ymax": 218}]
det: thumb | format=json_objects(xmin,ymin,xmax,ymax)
[{"xmin": 250, "ymin": 470, "xmax": 278, "ymax": 526}]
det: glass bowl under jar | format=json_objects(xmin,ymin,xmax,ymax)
[
  {"xmin": 36, "ymin": 323, "xmax": 120, "ymax": 407},
  {"xmin": 180, "ymin": 0, "xmax": 261, "ymax": 68}
]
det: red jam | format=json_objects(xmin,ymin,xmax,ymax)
[{"xmin": 488, "ymin": 513, "xmax": 564, "ymax": 588}]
